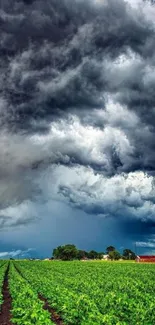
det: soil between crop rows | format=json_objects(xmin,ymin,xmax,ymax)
[
  {"xmin": 14, "ymin": 263, "xmax": 65, "ymax": 325},
  {"xmin": 0, "ymin": 264, "xmax": 13, "ymax": 325},
  {"xmin": 39, "ymin": 294, "xmax": 65, "ymax": 325}
]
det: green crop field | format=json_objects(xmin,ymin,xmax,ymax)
[{"xmin": 0, "ymin": 260, "xmax": 155, "ymax": 325}]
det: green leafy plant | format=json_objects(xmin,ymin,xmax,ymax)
[
  {"xmin": 0, "ymin": 262, "xmax": 8, "ymax": 309},
  {"xmin": 14, "ymin": 260, "xmax": 155, "ymax": 325},
  {"xmin": 9, "ymin": 263, "xmax": 54, "ymax": 325}
]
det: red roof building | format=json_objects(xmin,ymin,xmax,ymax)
[{"xmin": 136, "ymin": 255, "xmax": 155, "ymax": 262}]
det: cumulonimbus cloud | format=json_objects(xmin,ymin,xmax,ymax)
[
  {"xmin": 40, "ymin": 164, "xmax": 155, "ymax": 221},
  {"xmin": 0, "ymin": 0, "xmax": 155, "ymax": 232}
]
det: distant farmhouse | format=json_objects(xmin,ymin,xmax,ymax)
[
  {"xmin": 44, "ymin": 258, "xmax": 50, "ymax": 261},
  {"xmin": 102, "ymin": 254, "xmax": 109, "ymax": 260},
  {"xmin": 136, "ymin": 255, "xmax": 155, "ymax": 263}
]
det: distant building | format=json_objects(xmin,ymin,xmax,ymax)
[
  {"xmin": 136, "ymin": 255, "xmax": 155, "ymax": 263},
  {"xmin": 135, "ymin": 256, "xmax": 140, "ymax": 262},
  {"xmin": 102, "ymin": 254, "xmax": 109, "ymax": 260},
  {"xmin": 81, "ymin": 257, "xmax": 89, "ymax": 261}
]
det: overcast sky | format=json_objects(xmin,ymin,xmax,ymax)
[{"xmin": 0, "ymin": 0, "xmax": 155, "ymax": 258}]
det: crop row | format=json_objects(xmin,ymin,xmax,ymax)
[
  {"xmin": 8, "ymin": 263, "xmax": 54, "ymax": 325},
  {"xmin": 0, "ymin": 262, "xmax": 8, "ymax": 309},
  {"xmin": 15, "ymin": 260, "xmax": 155, "ymax": 325},
  {"xmin": 14, "ymin": 262, "xmax": 108, "ymax": 325}
]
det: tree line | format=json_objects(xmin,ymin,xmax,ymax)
[{"xmin": 52, "ymin": 244, "xmax": 136, "ymax": 261}]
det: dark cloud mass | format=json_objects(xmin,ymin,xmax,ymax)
[
  {"xmin": 0, "ymin": 0, "xmax": 155, "ymax": 246},
  {"xmin": 0, "ymin": 0, "xmax": 154, "ymax": 127}
]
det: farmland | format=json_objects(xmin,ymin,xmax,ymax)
[{"xmin": 0, "ymin": 261, "xmax": 154, "ymax": 324}]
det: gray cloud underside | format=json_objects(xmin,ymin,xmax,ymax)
[
  {"xmin": 0, "ymin": 0, "xmax": 155, "ymax": 234},
  {"xmin": 0, "ymin": 0, "xmax": 155, "ymax": 126}
]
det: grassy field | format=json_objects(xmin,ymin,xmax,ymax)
[{"xmin": 0, "ymin": 260, "xmax": 155, "ymax": 324}]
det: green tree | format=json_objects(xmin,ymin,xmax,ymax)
[
  {"xmin": 87, "ymin": 250, "xmax": 99, "ymax": 259},
  {"xmin": 97, "ymin": 252, "xmax": 104, "ymax": 260},
  {"xmin": 53, "ymin": 246, "xmax": 63, "ymax": 259},
  {"xmin": 53, "ymin": 244, "xmax": 78, "ymax": 261},
  {"xmin": 123, "ymin": 249, "xmax": 136, "ymax": 260},
  {"xmin": 106, "ymin": 246, "xmax": 115, "ymax": 254},
  {"xmin": 109, "ymin": 250, "xmax": 121, "ymax": 260},
  {"xmin": 77, "ymin": 250, "xmax": 87, "ymax": 260}
]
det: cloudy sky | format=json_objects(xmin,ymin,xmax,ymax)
[{"xmin": 0, "ymin": 0, "xmax": 155, "ymax": 258}]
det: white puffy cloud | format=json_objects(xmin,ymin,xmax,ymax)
[
  {"xmin": 39, "ymin": 164, "xmax": 155, "ymax": 221},
  {"xmin": 136, "ymin": 239, "xmax": 155, "ymax": 248},
  {"xmin": 31, "ymin": 102, "xmax": 138, "ymax": 174},
  {"xmin": 0, "ymin": 248, "xmax": 33, "ymax": 259}
]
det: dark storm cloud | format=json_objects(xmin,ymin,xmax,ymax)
[
  {"xmin": 0, "ymin": 0, "xmax": 155, "ymax": 175},
  {"xmin": 1, "ymin": 0, "xmax": 155, "ymax": 233},
  {"xmin": 0, "ymin": 0, "xmax": 155, "ymax": 129},
  {"xmin": 119, "ymin": 218, "xmax": 155, "ymax": 249}
]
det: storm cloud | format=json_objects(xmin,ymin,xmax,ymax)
[
  {"xmin": 0, "ymin": 0, "xmax": 155, "ymax": 126},
  {"xmin": 0, "ymin": 0, "xmax": 155, "ymax": 245}
]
